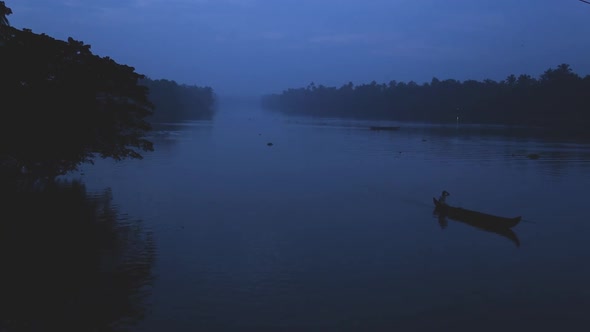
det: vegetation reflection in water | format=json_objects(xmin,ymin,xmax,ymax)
[{"xmin": 0, "ymin": 179, "xmax": 155, "ymax": 332}]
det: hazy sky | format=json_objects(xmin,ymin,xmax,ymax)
[{"xmin": 8, "ymin": 0, "xmax": 590, "ymax": 97}]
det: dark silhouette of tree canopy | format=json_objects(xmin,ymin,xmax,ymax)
[
  {"xmin": 1, "ymin": 24, "xmax": 154, "ymax": 176},
  {"xmin": 0, "ymin": 1, "xmax": 11, "ymax": 26},
  {"xmin": 141, "ymin": 78, "xmax": 216, "ymax": 123},
  {"xmin": 261, "ymin": 64, "xmax": 590, "ymax": 134}
]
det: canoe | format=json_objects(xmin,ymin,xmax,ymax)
[
  {"xmin": 433, "ymin": 198, "xmax": 521, "ymax": 228},
  {"xmin": 433, "ymin": 198, "xmax": 522, "ymax": 247}
]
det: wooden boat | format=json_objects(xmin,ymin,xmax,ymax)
[
  {"xmin": 433, "ymin": 198, "xmax": 522, "ymax": 247},
  {"xmin": 433, "ymin": 198, "xmax": 521, "ymax": 228}
]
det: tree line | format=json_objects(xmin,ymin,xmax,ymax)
[
  {"xmin": 141, "ymin": 78, "xmax": 215, "ymax": 123},
  {"xmin": 0, "ymin": 25, "xmax": 154, "ymax": 176},
  {"xmin": 261, "ymin": 64, "xmax": 590, "ymax": 132},
  {"xmin": 0, "ymin": 2, "xmax": 214, "ymax": 178}
]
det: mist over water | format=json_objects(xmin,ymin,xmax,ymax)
[{"xmin": 65, "ymin": 104, "xmax": 590, "ymax": 331}]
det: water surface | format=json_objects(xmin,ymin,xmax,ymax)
[{"xmin": 54, "ymin": 105, "xmax": 590, "ymax": 330}]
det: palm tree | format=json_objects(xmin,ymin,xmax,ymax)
[{"xmin": 0, "ymin": 1, "xmax": 12, "ymax": 26}]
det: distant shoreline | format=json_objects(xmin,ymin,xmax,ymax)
[{"xmin": 261, "ymin": 63, "xmax": 590, "ymax": 137}]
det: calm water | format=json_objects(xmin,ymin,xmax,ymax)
[{"xmin": 5, "ymin": 105, "xmax": 590, "ymax": 331}]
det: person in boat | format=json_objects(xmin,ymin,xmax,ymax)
[
  {"xmin": 434, "ymin": 191, "xmax": 450, "ymax": 229},
  {"xmin": 438, "ymin": 190, "xmax": 450, "ymax": 206}
]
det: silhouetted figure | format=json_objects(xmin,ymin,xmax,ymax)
[{"xmin": 438, "ymin": 190, "xmax": 450, "ymax": 206}]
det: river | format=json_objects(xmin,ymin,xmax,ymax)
[{"xmin": 8, "ymin": 104, "xmax": 590, "ymax": 331}]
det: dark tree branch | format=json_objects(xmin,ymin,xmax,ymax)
[{"xmin": 0, "ymin": 1, "xmax": 13, "ymax": 26}]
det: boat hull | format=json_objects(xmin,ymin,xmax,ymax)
[
  {"xmin": 433, "ymin": 198, "xmax": 522, "ymax": 247},
  {"xmin": 433, "ymin": 198, "xmax": 521, "ymax": 229}
]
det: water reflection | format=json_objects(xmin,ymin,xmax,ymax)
[
  {"xmin": 284, "ymin": 117, "xmax": 590, "ymax": 177},
  {"xmin": 66, "ymin": 110, "xmax": 590, "ymax": 330},
  {"xmin": 148, "ymin": 121, "xmax": 213, "ymax": 152},
  {"xmin": 436, "ymin": 214, "xmax": 521, "ymax": 247},
  {"xmin": 0, "ymin": 179, "xmax": 155, "ymax": 331},
  {"xmin": 433, "ymin": 203, "xmax": 521, "ymax": 248}
]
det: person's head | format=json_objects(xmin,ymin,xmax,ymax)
[{"xmin": 442, "ymin": 190, "xmax": 450, "ymax": 197}]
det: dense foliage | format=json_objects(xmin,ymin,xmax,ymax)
[
  {"xmin": 0, "ymin": 25, "xmax": 154, "ymax": 176},
  {"xmin": 0, "ymin": 1, "xmax": 11, "ymax": 27},
  {"xmin": 141, "ymin": 78, "xmax": 215, "ymax": 123},
  {"xmin": 262, "ymin": 64, "xmax": 590, "ymax": 130}
]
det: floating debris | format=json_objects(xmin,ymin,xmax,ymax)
[
  {"xmin": 267, "ymin": 142, "xmax": 274, "ymax": 147},
  {"xmin": 369, "ymin": 126, "xmax": 400, "ymax": 131},
  {"xmin": 526, "ymin": 153, "xmax": 540, "ymax": 160}
]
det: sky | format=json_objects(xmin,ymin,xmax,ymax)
[{"xmin": 7, "ymin": 0, "xmax": 590, "ymax": 97}]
